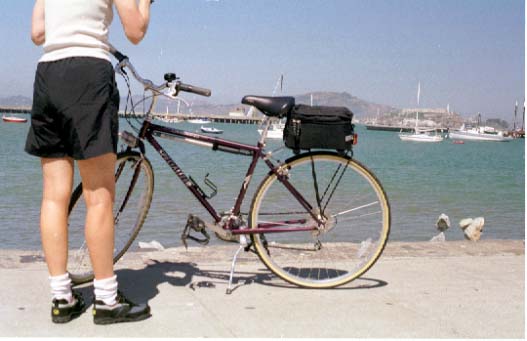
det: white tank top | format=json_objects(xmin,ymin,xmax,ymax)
[{"xmin": 40, "ymin": 0, "xmax": 113, "ymax": 62}]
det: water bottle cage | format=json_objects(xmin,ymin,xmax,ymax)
[{"xmin": 189, "ymin": 173, "xmax": 217, "ymax": 199}]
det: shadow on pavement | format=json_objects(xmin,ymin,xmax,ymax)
[{"xmin": 72, "ymin": 261, "xmax": 388, "ymax": 305}]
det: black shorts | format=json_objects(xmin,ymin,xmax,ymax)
[{"xmin": 25, "ymin": 57, "xmax": 119, "ymax": 160}]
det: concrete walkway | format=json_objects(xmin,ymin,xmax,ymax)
[{"xmin": 0, "ymin": 240, "xmax": 524, "ymax": 338}]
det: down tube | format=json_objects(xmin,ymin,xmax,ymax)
[{"xmin": 146, "ymin": 134, "xmax": 221, "ymax": 222}]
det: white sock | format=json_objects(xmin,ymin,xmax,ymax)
[
  {"xmin": 49, "ymin": 273, "xmax": 73, "ymax": 303},
  {"xmin": 94, "ymin": 275, "xmax": 118, "ymax": 306}
]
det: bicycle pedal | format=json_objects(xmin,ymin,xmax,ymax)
[{"xmin": 181, "ymin": 215, "xmax": 211, "ymax": 249}]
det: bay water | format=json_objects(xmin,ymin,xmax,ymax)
[{"xmin": 0, "ymin": 118, "xmax": 524, "ymax": 250}]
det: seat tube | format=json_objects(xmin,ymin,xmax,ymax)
[{"xmin": 258, "ymin": 116, "xmax": 272, "ymax": 145}]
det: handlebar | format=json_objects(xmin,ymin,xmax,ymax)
[
  {"xmin": 109, "ymin": 46, "xmax": 212, "ymax": 98},
  {"xmin": 178, "ymin": 83, "xmax": 212, "ymax": 97}
]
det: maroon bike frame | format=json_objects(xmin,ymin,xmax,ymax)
[{"xmin": 133, "ymin": 119, "xmax": 321, "ymax": 235}]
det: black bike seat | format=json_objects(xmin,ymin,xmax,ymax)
[{"xmin": 241, "ymin": 95, "xmax": 295, "ymax": 118}]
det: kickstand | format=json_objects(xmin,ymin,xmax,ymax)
[{"xmin": 226, "ymin": 244, "xmax": 245, "ymax": 295}]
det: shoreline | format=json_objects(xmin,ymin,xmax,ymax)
[{"xmin": 1, "ymin": 239, "xmax": 523, "ymax": 270}]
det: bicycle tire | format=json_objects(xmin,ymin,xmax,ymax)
[
  {"xmin": 249, "ymin": 151, "xmax": 390, "ymax": 288},
  {"xmin": 67, "ymin": 151, "xmax": 155, "ymax": 284}
]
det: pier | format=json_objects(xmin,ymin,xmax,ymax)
[
  {"xmin": 148, "ymin": 113, "xmax": 262, "ymax": 124},
  {"xmin": 0, "ymin": 106, "xmax": 263, "ymax": 124},
  {"xmin": 0, "ymin": 106, "xmax": 31, "ymax": 114}
]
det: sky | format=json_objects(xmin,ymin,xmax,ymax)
[{"xmin": 0, "ymin": 0, "xmax": 524, "ymax": 120}]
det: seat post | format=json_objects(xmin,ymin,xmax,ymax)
[{"xmin": 258, "ymin": 116, "xmax": 272, "ymax": 145}]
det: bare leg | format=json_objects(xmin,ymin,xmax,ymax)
[
  {"xmin": 78, "ymin": 153, "xmax": 117, "ymax": 280},
  {"xmin": 40, "ymin": 157, "xmax": 74, "ymax": 276}
]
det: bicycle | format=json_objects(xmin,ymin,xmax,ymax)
[{"xmin": 67, "ymin": 48, "xmax": 391, "ymax": 293}]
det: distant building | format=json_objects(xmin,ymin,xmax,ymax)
[{"xmin": 401, "ymin": 108, "xmax": 450, "ymax": 115}]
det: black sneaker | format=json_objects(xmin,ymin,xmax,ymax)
[
  {"xmin": 92, "ymin": 291, "xmax": 151, "ymax": 325},
  {"xmin": 51, "ymin": 291, "xmax": 86, "ymax": 323}
]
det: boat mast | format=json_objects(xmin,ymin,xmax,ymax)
[
  {"xmin": 523, "ymin": 101, "xmax": 525, "ymax": 131},
  {"xmin": 415, "ymin": 82, "xmax": 421, "ymax": 130},
  {"xmin": 513, "ymin": 101, "xmax": 518, "ymax": 131}
]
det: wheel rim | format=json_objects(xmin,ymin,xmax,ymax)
[
  {"xmin": 250, "ymin": 153, "xmax": 390, "ymax": 288},
  {"xmin": 67, "ymin": 153, "xmax": 154, "ymax": 282}
]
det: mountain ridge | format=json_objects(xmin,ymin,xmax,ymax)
[{"xmin": 0, "ymin": 92, "xmax": 395, "ymax": 119}]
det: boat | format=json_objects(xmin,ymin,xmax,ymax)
[
  {"xmin": 156, "ymin": 115, "xmax": 182, "ymax": 123},
  {"xmin": 257, "ymin": 121, "xmax": 284, "ymax": 139},
  {"xmin": 449, "ymin": 114, "xmax": 512, "ymax": 142},
  {"xmin": 256, "ymin": 74, "xmax": 286, "ymax": 139},
  {"xmin": 399, "ymin": 128, "xmax": 444, "ymax": 142},
  {"xmin": 200, "ymin": 126, "xmax": 223, "ymax": 134},
  {"xmin": 187, "ymin": 118, "xmax": 211, "ymax": 124},
  {"xmin": 158, "ymin": 117, "xmax": 182, "ymax": 123},
  {"xmin": 398, "ymin": 82, "xmax": 444, "ymax": 143},
  {"xmin": 156, "ymin": 106, "xmax": 182, "ymax": 123},
  {"xmin": 2, "ymin": 115, "xmax": 28, "ymax": 123},
  {"xmin": 449, "ymin": 125, "xmax": 512, "ymax": 142}
]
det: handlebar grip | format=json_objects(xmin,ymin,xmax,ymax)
[
  {"xmin": 178, "ymin": 83, "xmax": 212, "ymax": 97},
  {"xmin": 111, "ymin": 48, "xmax": 128, "ymax": 63}
]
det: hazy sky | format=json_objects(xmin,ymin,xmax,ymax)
[{"xmin": 0, "ymin": 0, "xmax": 524, "ymax": 120}]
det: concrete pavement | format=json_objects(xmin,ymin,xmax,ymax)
[{"xmin": 0, "ymin": 240, "xmax": 524, "ymax": 338}]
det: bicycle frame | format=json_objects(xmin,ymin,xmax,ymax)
[{"xmin": 129, "ymin": 113, "xmax": 322, "ymax": 236}]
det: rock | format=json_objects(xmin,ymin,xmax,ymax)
[
  {"xmin": 138, "ymin": 240, "xmax": 165, "ymax": 251},
  {"xmin": 463, "ymin": 217, "xmax": 485, "ymax": 241},
  {"xmin": 430, "ymin": 232, "xmax": 446, "ymax": 242},
  {"xmin": 459, "ymin": 218, "xmax": 474, "ymax": 229},
  {"xmin": 436, "ymin": 214, "xmax": 451, "ymax": 232}
]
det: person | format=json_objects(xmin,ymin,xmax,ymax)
[{"xmin": 26, "ymin": 0, "xmax": 153, "ymax": 324}]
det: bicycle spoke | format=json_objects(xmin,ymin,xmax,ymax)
[
  {"xmin": 250, "ymin": 153, "xmax": 390, "ymax": 288},
  {"xmin": 332, "ymin": 201, "xmax": 380, "ymax": 217}
]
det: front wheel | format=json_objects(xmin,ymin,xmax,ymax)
[
  {"xmin": 67, "ymin": 151, "xmax": 155, "ymax": 284},
  {"xmin": 249, "ymin": 151, "xmax": 390, "ymax": 288}
]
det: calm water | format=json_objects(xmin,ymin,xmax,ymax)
[{"xmin": 0, "ymin": 118, "xmax": 524, "ymax": 249}]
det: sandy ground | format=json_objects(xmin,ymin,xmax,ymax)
[{"xmin": 0, "ymin": 239, "xmax": 524, "ymax": 338}]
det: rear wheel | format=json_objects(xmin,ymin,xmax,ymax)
[
  {"xmin": 67, "ymin": 151, "xmax": 154, "ymax": 284},
  {"xmin": 249, "ymin": 152, "xmax": 390, "ymax": 288}
]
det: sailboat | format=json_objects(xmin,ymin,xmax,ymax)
[
  {"xmin": 257, "ymin": 74, "xmax": 286, "ymax": 139},
  {"xmin": 398, "ymin": 82, "xmax": 444, "ymax": 143},
  {"xmin": 257, "ymin": 121, "xmax": 285, "ymax": 139},
  {"xmin": 157, "ymin": 106, "xmax": 182, "ymax": 123}
]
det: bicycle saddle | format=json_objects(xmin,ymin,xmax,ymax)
[{"xmin": 242, "ymin": 95, "xmax": 295, "ymax": 118}]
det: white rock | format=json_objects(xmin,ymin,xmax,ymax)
[
  {"xmin": 459, "ymin": 218, "xmax": 474, "ymax": 229},
  {"xmin": 463, "ymin": 217, "xmax": 485, "ymax": 241},
  {"xmin": 436, "ymin": 214, "xmax": 451, "ymax": 232},
  {"xmin": 138, "ymin": 240, "xmax": 165, "ymax": 250},
  {"xmin": 430, "ymin": 232, "xmax": 446, "ymax": 242}
]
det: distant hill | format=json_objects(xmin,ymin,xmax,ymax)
[
  {"xmin": 0, "ymin": 92, "xmax": 398, "ymax": 119},
  {"xmin": 294, "ymin": 92, "xmax": 396, "ymax": 118},
  {"xmin": 0, "ymin": 95, "xmax": 32, "ymax": 107},
  {"xmin": 142, "ymin": 91, "xmax": 396, "ymax": 118}
]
